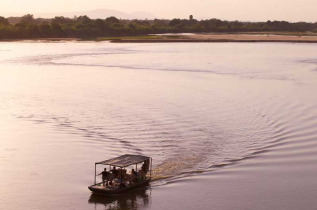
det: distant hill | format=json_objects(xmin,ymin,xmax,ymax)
[{"xmin": 5, "ymin": 9, "xmax": 156, "ymax": 20}]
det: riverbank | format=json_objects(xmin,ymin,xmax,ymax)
[
  {"xmin": 108, "ymin": 33, "xmax": 317, "ymax": 43},
  {"xmin": 2, "ymin": 33, "xmax": 317, "ymax": 43}
]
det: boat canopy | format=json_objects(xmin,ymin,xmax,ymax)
[{"xmin": 96, "ymin": 154, "xmax": 150, "ymax": 168}]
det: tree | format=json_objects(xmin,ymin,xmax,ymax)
[
  {"xmin": 77, "ymin": 15, "xmax": 92, "ymax": 25},
  {"xmin": 39, "ymin": 22, "xmax": 51, "ymax": 37},
  {"xmin": 105, "ymin": 16, "xmax": 119, "ymax": 25},
  {"xmin": 1, "ymin": 14, "xmax": 317, "ymax": 40},
  {"xmin": 20, "ymin": 14, "xmax": 34, "ymax": 24},
  {"xmin": 0, "ymin": 16, "xmax": 9, "ymax": 25},
  {"xmin": 51, "ymin": 23, "xmax": 64, "ymax": 37},
  {"xmin": 169, "ymin": 18, "xmax": 181, "ymax": 26},
  {"xmin": 94, "ymin": 19, "xmax": 106, "ymax": 33},
  {"xmin": 52, "ymin": 16, "xmax": 73, "ymax": 24}
]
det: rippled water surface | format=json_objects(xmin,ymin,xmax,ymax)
[{"xmin": 0, "ymin": 42, "xmax": 317, "ymax": 210}]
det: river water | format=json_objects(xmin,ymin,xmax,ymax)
[{"xmin": 0, "ymin": 41, "xmax": 316, "ymax": 210}]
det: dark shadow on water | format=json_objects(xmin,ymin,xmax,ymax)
[{"xmin": 88, "ymin": 186, "xmax": 151, "ymax": 210}]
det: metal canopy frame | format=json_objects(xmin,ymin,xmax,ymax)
[{"xmin": 96, "ymin": 154, "xmax": 151, "ymax": 167}]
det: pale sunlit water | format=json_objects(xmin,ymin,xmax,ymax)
[{"xmin": 0, "ymin": 41, "xmax": 316, "ymax": 210}]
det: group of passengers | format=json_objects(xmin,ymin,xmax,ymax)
[{"xmin": 98, "ymin": 161, "xmax": 149, "ymax": 187}]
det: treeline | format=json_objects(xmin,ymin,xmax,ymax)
[{"xmin": 1, "ymin": 14, "xmax": 317, "ymax": 39}]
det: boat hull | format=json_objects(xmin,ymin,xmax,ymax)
[{"xmin": 88, "ymin": 180, "xmax": 150, "ymax": 196}]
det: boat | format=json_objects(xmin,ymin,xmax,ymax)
[{"xmin": 88, "ymin": 154, "xmax": 152, "ymax": 196}]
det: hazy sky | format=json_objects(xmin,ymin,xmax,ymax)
[{"xmin": 0, "ymin": 0, "xmax": 316, "ymax": 22}]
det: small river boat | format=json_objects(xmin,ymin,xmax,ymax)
[{"xmin": 88, "ymin": 154, "xmax": 152, "ymax": 196}]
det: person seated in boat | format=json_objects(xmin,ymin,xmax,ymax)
[
  {"xmin": 131, "ymin": 169, "xmax": 138, "ymax": 177},
  {"xmin": 126, "ymin": 169, "xmax": 137, "ymax": 184},
  {"xmin": 98, "ymin": 168, "xmax": 109, "ymax": 186},
  {"xmin": 141, "ymin": 160, "xmax": 149, "ymax": 173},
  {"xmin": 139, "ymin": 169, "xmax": 146, "ymax": 181},
  {"xmin": 111, "ymin": 166, "xmax": 119, "ymax": 178},
  {"xmin": 125, "ymin": 169, "xmax": 137, "ymax": 185},
  {"xmin": 118, "ymin": 168, "xmax": 127, "ymax": 177}
]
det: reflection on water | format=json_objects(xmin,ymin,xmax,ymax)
[{"xmin": 88, "ymin": 186, "xmax": 150, "ymax": 210}]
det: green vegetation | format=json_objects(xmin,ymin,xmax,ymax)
[{"xmin": 1, "ymin": 14, "xmax": 317, "ymax": 40}]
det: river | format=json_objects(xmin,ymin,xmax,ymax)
[{"xmin": 0, "ymin": 41, "xmax": 316, "ymax": 210}]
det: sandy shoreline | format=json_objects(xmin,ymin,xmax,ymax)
[{"xmin": 112, "ymin": 33, "xmax": 317, "ymax": 43}]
